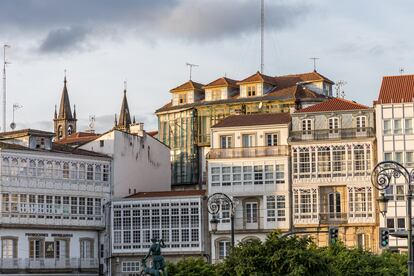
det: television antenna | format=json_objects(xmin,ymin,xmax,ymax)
[
  {"xmin": 309, "ymin": 57, "xmax": 319, "ymax": 72},
  {"xmin": 186, "ymin": 62, "xmax": 199, "ymax": 80},
  {"xmin": 3, "ymin": 44, "xmax": 11, "ymax": 132},
  {"xmin": 88, "ymin": 115, "xmax": 96, "ymax": 132},
  {"xmin": 335, "ymin": 80, "xmax": 347, "ymax": 98},
  {"xmin": 10, "ymin": 103, "xmax": 22, "ymax": 130}
]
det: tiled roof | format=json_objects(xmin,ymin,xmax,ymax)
[
  {"xmin": 237, "ymin": 71, "xmax": 278, "ymax": 85},
  {"xmin": 212, "ymin": 113, "xmax": 291, "ymax": 128},
  {"xmin": 284, "ymin": 71, "xmax": 334, "ymax": 84},
  {"xmin": 125, "ymin": 190, "xmax": 206, "ymax": 198},
  {"xmin": 56, "ymin": 132, "xmax": 101, "ymax": 146},
  {"xmin": 296, "ymin": 98, "xmax": 368, "ymax": 113},
  {"xmin": 203, "ymin": 77, "xmax": 238, "ymax": 88},
  {"xmin": 377, "ymin": 74, "xmax": 414, "ymax": 104},
  {"xmin": 147, "ymin": 130, "xmax": 158, "ymax": 137},
  {"xmin": 0, "ymin": 128, "xmax": 54, "ymax": 139},
  {"xmin": 170, "ymin": 80, "xmax": 204, "ymax": 93}
]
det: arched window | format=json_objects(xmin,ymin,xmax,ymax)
[
  {"xmin": 63, "ymin": 162, "xmax": 69, "ymax": 179},
  {"xmin": 19, "ymin": 159, "xmax": 27, "ymax": 176},
  {"xmin": 2, "ymin": 157, "xmax": 10, "ymax": 175},
  {"xmin": 37, "ymin": 160, "xmax": 44, "ymax": 177},
  {"xmin": 70, "ymin": 163, "xmax": 78, "ymax": 179},
  {"xmin": 58, "ymin": 125, "xmax": 63, "ymax": 139},
  {"xmin": 11, "ymin": 158, "xmax": 18, "ymax": 176},
  {"xmin": 87, "ymin": 164, "xmax": 94, "ymax": 180},
  {"xmin": 54, "ymin": 161, "xmax": 62, "ymax": 178},
  {"xmin": 79, "ymin": 164, "xmax": 85, "ymax": 179},
  {"xmin": 95, "ymin": 165, "xmax": 102, "ymax": 181},
  {"xmin": 29, "ymin": 160, "xmax": 36, "ymax": 177},
  {"xmin": 45, "ymin": 161, "xmax": 53, "ymax": 178},
  {"xmin": 67, "ymin": 125, "xmax": 73, "ymax": 135}
]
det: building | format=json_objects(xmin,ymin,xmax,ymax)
[
  {"xmin": 109, "ymin": 190, "xmax": 208, "ymax": 275},
  {"xmin": 54, "ymin": 76, "xmax": 77, "ymax": 140},
  {"xmin": 0, "ymin": 129, "xmax": 111, "ymax": 274},
  {"xmin": 207, "ymin": 113, "xmax": 291, "ymax": 262},
  {"xmin": 374, "ymin": 74, "xmax": 414, "ymax": 252},
  {"xmin": 156, "ymin": 71, "xmax": 333, "ymax": 187},
  {"xmin": 289, "ymin": 98, "xmax": 379, "ymax": 252},
  {"xmin": 79, "ymin": 89, "xmax": 171, "ymax": 198}
]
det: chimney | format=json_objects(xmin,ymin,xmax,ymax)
[{"xmin": 130, "ymin": 122, "xmax": 145, "ymax": 136}]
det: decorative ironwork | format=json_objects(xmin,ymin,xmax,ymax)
[
  {"xmin": 207, "ymin": 193, "xmax": 235, "ymax": 215},
  {"xmin": 371, "ymin": 160, "xmax": 412, "ymax": 191}
]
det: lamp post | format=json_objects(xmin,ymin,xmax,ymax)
[
  {"xmin": 371, "ymin": 161, "xmax": 413, "ymax": 276},
  {"xmin": 207, "ymin": 192, "xmax": 235, "ymax": 247}
]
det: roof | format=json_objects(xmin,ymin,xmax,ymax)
[
  {"xmin": 203, "ymin": 77, "xmax": 238, "ymax": 89},
  {"xmin": 237, "ymin": 71, "xmax": 278, "ymax": 85},
  {"xmin": 376, "ymin": 74, "xmax": 414, "ymax": 104},
  {"xmin": 58, "ymin": 77, "xmax": 74, "ymax": 119},
  {"xmin": 156, "ymin": 71, "xmax": 331, "ymax": 113},
  {"xmin": 170, "ymin": 80, "xmax": 204, "ymax": 93},
  {"xmin": 147, "ymin": 130, "xmax": 158, "ymax": 137},
  {"xmin": 55, "ymin": 132, "xmax": 101, "ymax": 146},
  {"xmin": 212, "ymin": 113, "xmax": 291, "ymax": 128},
  {"xmin": 125, "ymin": 190, "xmax": 205, "ymax": 199},
  {"xmin": 0, "ymin": 128, "xmax": 54, "ymax": 139},
  {"xmin": 296, "ymin": 97, "xmax": 369, "ymax": 113}
]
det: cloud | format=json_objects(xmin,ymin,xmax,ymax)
[
  {"xmin": 38, "ymin": 26, "xmax": 90, "ymax": 53},
  {"xmin": 0, "ymin": 0, "xmax": 310, "ymax": 53}
]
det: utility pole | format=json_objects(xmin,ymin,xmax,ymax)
[
  {"xmin": 186, "ymin": 62, "xmax": 198, "ymax": 80},
  {"xmin": 3, "ymin": 44, "xmax": 11, "ymax": 132},
  {"xmin": 260, "ymin": 0, "xmax": 264, "ymax": 73}
]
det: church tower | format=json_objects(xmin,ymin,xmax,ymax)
[
  {"xmin": 114, "ymin": 87, "xmax": 132, "ymax": 132},
  {"xmin": 54, "ymin": 76, "xmax": 77, "ymax": 140}
]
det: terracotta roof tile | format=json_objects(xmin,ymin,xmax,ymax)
[
  {"xmin": 126, "ymin": 190, "xmax": 206, "ymax": 198},
  {"xmin": 237, "ymin": 71, "xmax": 278, "ymax": 85},
  {"xmin": 296, "ymin": 98, "xmax": 368, "ymax": 113},
  {"xmin": 56, "ymin": 132, "xmax": 101, "ymax": 146},
  {"xmin": 170, "ymin": 80, "xmax": 204, "ymax": 93},
  {"xmin": 212, "ymin": 113, "xmax": 291, "ymax": 128},
  {"xmin": 203, "ymin": 77, "xmax": 238, "ymax": 88},
  {"xmin": 377, "ymin": 74, "xmax": 414, "ymax": 104},
  {"xmin": 284, "ymin": 71, "xmax": 334, "ymax": 84}
]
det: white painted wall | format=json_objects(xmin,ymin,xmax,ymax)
[{"xmin": 80, "ymin": 130, "xmax": 171, "ymax": 198}]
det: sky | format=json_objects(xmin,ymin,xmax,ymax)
[{"xmin": 0, "ymin": 0, "xmax": 413, "ymax": 133}]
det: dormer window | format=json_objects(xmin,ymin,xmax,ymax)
[
  {"xmin": 356, "ymin": 116, "xmax": 366, "ymax": 132},
  {"xmin": 178, "ymin": 93, "xmax": 187, "ymax": 104},
  {"xmin": 329, "ymin": 117, "xmax": 339, "ymax": 134},
  {"xmin": 302, "ymin": 119, "xmax": 312, "ymax": 135},
  {"xmin": 211, "ymin": 89, "xmax": 221, "ymax": 101},
  {"xmin": 247, "ymin": 85, "xmax": 256, "ymax": 97}
]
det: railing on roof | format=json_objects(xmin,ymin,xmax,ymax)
[
  {"xmin": 207, "ymin": 145, "xmax": 289, "ymax": 159},
  {"xmin": 289, "ymin": 127, "xmax": 375, "ymax": 142}
]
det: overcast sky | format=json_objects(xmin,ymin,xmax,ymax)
[{"xmin": 0, "ymin": 0, "xmax": 412, "ymax": 133}]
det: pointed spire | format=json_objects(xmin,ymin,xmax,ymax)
[
  {"xmin": 73, "ymin": 105, "xmax": 76, "ymax": 119},
  {"xmin": 133, "ymin": 115, "xmax": 136, "ymax": 124},
  {"xmin": 58, "ymin": 74, "xmax": 73, "ymax": 119},
  {"xmin": 54, "ymin": 105, "xmax": 57, "ymax": 119},
  {"xmin": 114, "ymin": 114, "xmax": 118, "ymax": 126},
  {"xmin": 117, "ymin": 86, "xmax": 131, "ymax": 130}
]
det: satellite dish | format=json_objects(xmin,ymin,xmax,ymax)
[
  {"xmin": 10, "ymin": 122, "xmax": 16, "ymax": 130},
  {"xmin": 258, "ymin": 102, "xmax": 263, "ymax": 109}
]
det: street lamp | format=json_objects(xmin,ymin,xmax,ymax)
[
  {"xmin": 206, "ymin": 192, "xmax": 235, "ymax": 247},
  {"xmin": 371, "ymin": 161, "xmax": 413, "ymax": 276}
]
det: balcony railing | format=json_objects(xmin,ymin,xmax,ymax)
[
  {"xmin": 289, "ymin": 127, "xmax": 375, "ymax": 142},
  {"xmin": 207, "ymin": 145, "xmax": 289, "ymax": 159},
  {"xmin": 0, "ymin": 258, "xmax": 98, "ymax": 270},
  {"xmin": 319, "ymin": 212, "xmax": 348, "ymax": 224}
]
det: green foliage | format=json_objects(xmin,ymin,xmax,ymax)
[
  {"xmin": 167, "ymin": 233, "xmax": 408, "ymax": 276},
  {"xmin": 166, "ymin": 257, "xmax": 215, "ymax": 276}
]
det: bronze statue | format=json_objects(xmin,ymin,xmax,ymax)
[{"xmin": 141, "ymin": 238, "xmax": 168, "ymax": 276}]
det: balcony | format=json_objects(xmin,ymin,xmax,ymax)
[
  {"xmin": 0, "ymin": 213, "xmax": 104, "ymax": 228},
  {"xmin": 289, "ymin": 127, "xmax": 375, "ymax": 142},
  {"xmin": 319, "ymin": 212, "xmax": 348, "ymax": 224},
  {"xmin": 0, "ymin": 258, "xmax": 98, "ymax": 271},
  {"xmin": 207, "ymin": 145, "xmax": 289, "ymax": 159}
]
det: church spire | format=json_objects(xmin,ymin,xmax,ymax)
[
  {"xmin": 58, "ymin": 75, "xmax": 73, "ymax": 119},
  {"xmin": 117, "ymin": 87, "xmax": 132, "ymax": 131}
]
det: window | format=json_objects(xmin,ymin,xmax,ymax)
[
  {"xmin": 266, "ymin": 196, "xmax": 276, "ymax": 222},
  {"xmin": 99, "ymin": 140, "xmax": 105, "ymax": 147},
  {"xmin": 80, "ymin": 239, "xmax": 93, "ymax": 258},
  {"xmin": 394, "ymin": 119, "xmax": 402, "ymax": 134},
  {"xmin": 384, "ymin": 152, "xmax": 392, "ymax": 161},
  {"xmin": 302, "ymin": 119, "xmax": 312, "ymax": 135},
  {"xmin": 395, "ymin": 152, "xmax": 403, "ymax": 164},
  {"xmin": 242, "ymin": 134, "xmax": 254, "ymax": 147},
  {"xmin": 329, "ymin": 117, "xmax": 339, "ymax": 134},
  {"xmin": 396, "ymin": 185, "xmax": 404, "ymax": 201},
  {"xmin": 245, "ymin": 202, "xmax": 258, "ymax": 223},
  {"xmin": 356, "ymin": 116, "xmax": 366, "ymax": 132},
  {"xmin": 222, "ymin": 167, "xmax": 231, "ymax": 186},
  {"xmin": 406, "ymin": 152, "xmax": 414, "ymax": 166},
  {"xmin": 384, "ymin": 120, "xmax": 391, "ymax": 135},
  {"xmin": 275, "ymin": 165, "xmax": 285, "ymax": 183},
  {"xmin": 243, "ymin": 166, "xmax": 252, "ymax": 185},
  {"xmin": 79, "ymin": 164, "xmax": 85, "ymax": 179},
  {"xmin": 211, "ymin": 89, "xmax": 221, "ymax": 100},
  {"xmin": 232, "ymin": 166, "xmax": 242, "ymax": 185},
  {"xmin": 87, "ymin": 165, "xmax": 93, "ymax": 180},
  {"xmin": 405, "ymin": 119, "xmax": 413, "ymax": 134},
  {"xmin": 266, "ymin": 133, "xmax": 278, "ymax": 146},
  {"xmin": 276, "ymin": 195, "xmax": 286, "ymax": 221},
  {"xmin": 2, "ymin": 238, "xmax": 16, "ymax": 258},
  {"xmin": 348, "ymin": 187, "xmax": 373, "ymax": 218},
  {"xmin": 220, "ymin": 203, "xmax": 230, "ymax": 223},
  {"xmin": 293, "ymin": 189, "xmax": 318, "ymax": 220},
  {"xmin": 211, "ymin": 167, "xmax": 220, "ymax": 187},
  {"xmin": 218, "ymin": 240, "xmax": 230, "ymax": 259},
  {"xmin": 387, "ymin": 218, "xmax": 395, "ymax": 232},
  {"xmin": 95, "ymin": 165, "xmax": 102, "ymax": 181},
  {"xmin": 103, "ymin": 165, "xmax": 109, "ymax": 182},
  {"xmin": 253, "ymin": 165, "xmax": 263, "ymax": 185},
  {"xmin": 220, "ymin": 136, "xmax": 232, "ymax": 148},
  {"xmin": 178, "ymin": 93, "xmax": 187, "ymax": 104},
  {"xmin": 246, "ymin": 85, "xmax": 256, "ymax": 97},
  {"xmin": 328, "ymin": 192, "xmax": 341, "ymax": 217},
  {"xmin": 318, "ymin": 146, "xmax": 331, "ymax": 177},
  {"xmin": 122, "ymin": 261, "xmax": 140, "ymax": 273},
  {"xmin": 397, "ymin": 218, "xmax": 406, "ymax": 230},
  {"xmin": 29, "ymin": 239, "xmax": 44, "ymax": 259},
  {"xmin": 70, "ymin": 163, "xmax": 77, "ymax": 179},
  {"xmin": 63, "ymin": 163, "xmax": 69, "ymax": 179}
]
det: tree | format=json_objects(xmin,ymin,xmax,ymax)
[{"xmin": 166, "ymin": 257, "xmax": 214, "ymax": 276}]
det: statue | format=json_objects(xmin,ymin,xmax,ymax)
[{"xmin": 141, "ymin": 238, "xmax": 168, "ymax": 276}]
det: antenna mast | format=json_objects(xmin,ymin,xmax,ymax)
[
  {"xmin": 309, "ymin": 57, "xmax": 319, "ymax": 72},
  {"xmin": 335, "ymin": 80, "xmax": 347, "ymax": 98},
  {"xmin": 3, "ymin": 44, "xmax": 10, "ymax": 132},
  {"xmin": 260, "ymin": 0, "xmax": 264, "ymax": 73},
  {"xmin": 186, "ymin": 62, "xmax": 199, "ymax": 80}
]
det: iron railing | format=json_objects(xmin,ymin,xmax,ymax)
[
  {"xmin": 0, "ymin": 258, "xmax": 98, "ymax": 270},
  {"xmin": 289, "ymin": 127, "xmax": 375, "ymax": 142}
]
